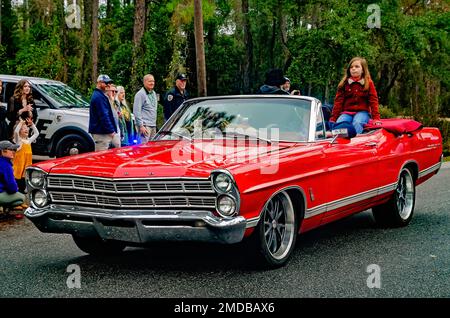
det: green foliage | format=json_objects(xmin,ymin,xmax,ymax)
[
  {"xmin": 1, "ymin": 0, "xmax": 448, "ymax": 150},
  {"xmin": 378, "ymin": 105, "xmax": 397, "ymax": 119}
]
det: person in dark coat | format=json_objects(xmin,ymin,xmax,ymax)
[
  {"xmin": 257, "ymin": 69, "xmax": 290, "ymax": 95},
  {"xmin": 88, "ymin": 75, "xmax": 118, "ymax": 151},
  {"xmin": 163, "ymin": 73, "xmax": 189, "ymax": 121}
]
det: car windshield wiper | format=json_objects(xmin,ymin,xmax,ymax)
[
  {"xmin": 222, "ymin": 131, "xmax": 272, "ymax": 144},
  {"xmin": 157, "ymin": 130, "xmax": 192, "ymax": 141}
]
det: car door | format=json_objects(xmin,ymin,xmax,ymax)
[{"xmin": 320, "ymin": 131, "xmax": 380, "ymax": 225}]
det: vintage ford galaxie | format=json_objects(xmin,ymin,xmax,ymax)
[{"xmin": 25, "ymin": 95, "xmax": 443, "ymax": 267}]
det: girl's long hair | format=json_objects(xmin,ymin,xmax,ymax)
[
  {"xmin": 13, "ymin": 79, "xmax": 34, "ymax": 103},
  {"xmin": 337, "ymin": 57, "xmax": 371, "ymax": 91}
]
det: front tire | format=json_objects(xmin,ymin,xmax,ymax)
[
  {"xmin": 55, "ymin": 134, "xmax": 92, "ymax": 158},
  {"xmin": 249, "ymin": 191, "xmax": 298, "ymax": 268},
  {"xmin": 72, "ymin": 235, "xmax": 126, "ymax": 256},
  {"xmin": 372, "ymin": 168, "xmax": 416, "ymax": 227}
]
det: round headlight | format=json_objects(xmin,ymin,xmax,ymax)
[
  {"xmin": 33, "ymin": 190, "xmax": 48, "ymax": 208},
  {"xmin": 217, "ymin": 195, "xmax": 236, "ymax": 217},
  {"xmin": 30, "ymin": 170, "xmax": 46, "ymax": 188},
  {"xmin": 214, "ymin": 173, "xmax": 232, "ymax": 192}
]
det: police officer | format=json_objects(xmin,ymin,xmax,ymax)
[{"xmin": 163, "ymin": 73, "xmax": 189, "ymax": 121}]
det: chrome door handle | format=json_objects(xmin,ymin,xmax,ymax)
[{"xmin": 365, "ymin": 142, "xmax": 377, "ymax": 147}]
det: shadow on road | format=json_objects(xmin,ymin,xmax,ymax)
[{"xmin": 57, "ymin": 211, "xmax": 383, "ymax": 272}]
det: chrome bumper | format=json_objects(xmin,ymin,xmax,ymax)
[{"xmin": 25, "ymin": 205, "xmax": 247, "ymax": 244}]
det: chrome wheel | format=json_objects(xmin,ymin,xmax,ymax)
[
  {"xmin": 372, "ymin": 167, "xmax": 416, "ymax": 228},
  {"xmin": 262, "ymin": 192, "xmax": 296, "ymax": 260},
  {"xmin": 396, "ymin": 169, "xmax": 414, "ymax": 220}
]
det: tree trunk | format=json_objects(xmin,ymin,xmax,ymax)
[
  {"xmin": 206, "ymin": 22, "xmax": 217, "ymax": 96},
  {"xmin": 378, "ymin": 60, "xmax": 404, "ymax": 105},
  {"xmin": 0, "ymin": 1, "xmax": 2, "ymax": 45},
  {"xmin": 278, "ymin": 0, "xmax": 291, "ymax": 72},
  {"xmin": 131, "ymin": 0, "xmax": 146, "ymax": 91},
  {"xmin": 242, "ymin": 0, "xmax": 253, "ymax": 93},
  {"xmin": 23, "ymin": 0, "xmax": 29, "ymax": 32},
  {"xmin": 194, "ymin": 0, "xmax": 207, "ymax": 97},
  {"xmin": 80, "ymin": 0, "xmax": 93, "ymax": 92},
  {"xmin": 56, "ymin": 0, "xmax": 68, "ymax": 83},
  {"xmin": 92, "ymin": 0, "xmax": 99, "ymax": 83},
  {"xmin": 268, "ymin": 18, "xmax": 276, "ymax": 69}
]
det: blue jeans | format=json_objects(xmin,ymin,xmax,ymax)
[{"xmin": 336, "ymin": 111, "xmax": 370, "ymax": 134}]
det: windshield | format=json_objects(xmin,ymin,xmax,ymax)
[
  {"xmin": 35, "ymin": 83, "xmax": 89, "ymax": 108},
  {"xmin": 158, "ymin": 98, "xmax": 311, "ymax": 142}
]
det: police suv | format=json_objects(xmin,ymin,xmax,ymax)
[{"xmin": 0, "ymin": 75, "xmax": 94, "ymax": 157}]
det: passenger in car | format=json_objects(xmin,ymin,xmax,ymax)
[
  {"xmin": 257, "ymin": 69, "xmax": 290, "ymax": 95},
  {"xmin": 329, "ymin": 57, "xmax": 381, "ymax": 134},
  {"xmin": 6, "ymin": 79, "xmax": 38, "ymax": 140}
]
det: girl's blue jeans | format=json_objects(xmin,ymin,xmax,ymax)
[{"xmin": 336, "ymin": 111, "xmax": 370, "ymax": 134}]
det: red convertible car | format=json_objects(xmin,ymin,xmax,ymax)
[{"xmin": 25, "ymin": 96, "xmax": 443, "ymax": 268}]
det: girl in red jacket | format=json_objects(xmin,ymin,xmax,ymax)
[{"xmin": 330, "ymin": 57, "xmax": 381, "ymax": 134}]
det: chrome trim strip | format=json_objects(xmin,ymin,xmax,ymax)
[
  {"xmin": 418, "ymin": 161, "xmax": 442, "ymax": 179},
  {"xmin": 46, "ymin": 176, "xmax": 215, "ymax": 194},
  {"xmin": 305, "ymin": 204, "xmax": 327, "ymax": 218},
  {"xmin": 45, "ymin": 173, "xmax": 211, "ymax": 182},
  {"xmin": 245, "ymin": 186, "xmax": 307, "ymax": 229},
  {"xmin": 48, "ymin": 192, "xmax": 216, "ymax": 209},
  {"xmin": 24, "ymin": 206, "xmax": 247, "ymax": 244},
  {"xmin": 246, "ymin": 217, "xmax": 260, "ymax": 228},
  {"xmin": 378, "ymin": 183, "xmax": 397, "ymax": 195},
  {"xmin": 304, "ymin": 183, "xmax": 397, "ymax": 219}
]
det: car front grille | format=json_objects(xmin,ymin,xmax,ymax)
[{"xmin": 46, "ymin": 175, "xmax": 216, "ymax": 210}]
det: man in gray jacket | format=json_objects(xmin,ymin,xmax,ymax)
[{"xmin": 133, "ymin": 74, "xmax": 158, "ymax": 143}]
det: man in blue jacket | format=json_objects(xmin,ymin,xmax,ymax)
[
  {"xmin": 0, "ymin": 140, "xmax": 25, "ymax": 210},
  {"xmin": 89, "ymin": 74, "xmax": 118, "ymax": 151}
]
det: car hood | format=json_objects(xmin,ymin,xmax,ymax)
[
  {"xmin": 59, "ymin": 108, "xmax": 90, "ymax": 116},
  {"xmin": 37, "ymin": 139, "xmax": 296, "ymax": 178}
]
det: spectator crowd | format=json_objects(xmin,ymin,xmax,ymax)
[{"xmin": 1, "ymin": 56, "xmax": 380, "ymax": 219}]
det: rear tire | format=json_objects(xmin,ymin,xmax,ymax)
[
  {"xmin": 72, "ymin": 235, "xmax": 126, "ymax": 256},
  {"xmin": 372, "ymin": 168, "xmax": 415, "ymax": 227},
  {"xmin": 247, "ymin": 191, "xmax": 298, "ymax": 268}
]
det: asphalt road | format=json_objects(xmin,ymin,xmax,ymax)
[{"xmin": 1, "ymin": 163, "xmax": 449, "ymax": 298}]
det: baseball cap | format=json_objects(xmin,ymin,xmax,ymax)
[
  {"xmin": 97, "ymin": 74, "xmax": 113, "ymax": 84},
  {"xmin": 176, "ymin": 73, "xmax": 187, "ymax": 81},
  {"xmin": 0, "ymin": 140, "xmax": 20, "ymax": 151}
]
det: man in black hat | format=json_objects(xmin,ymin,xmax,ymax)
[
  {"xmin": 257, "ymin": 69, "xmax": 290, "ymax": 95},
  {"xmin": 163, "ymin": 73, "xmax": 189, "ymax": 122}
]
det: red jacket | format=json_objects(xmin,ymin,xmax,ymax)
[{"xmin": 330, "ymin": 78, "xmax": 380, "ymax": 122}]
